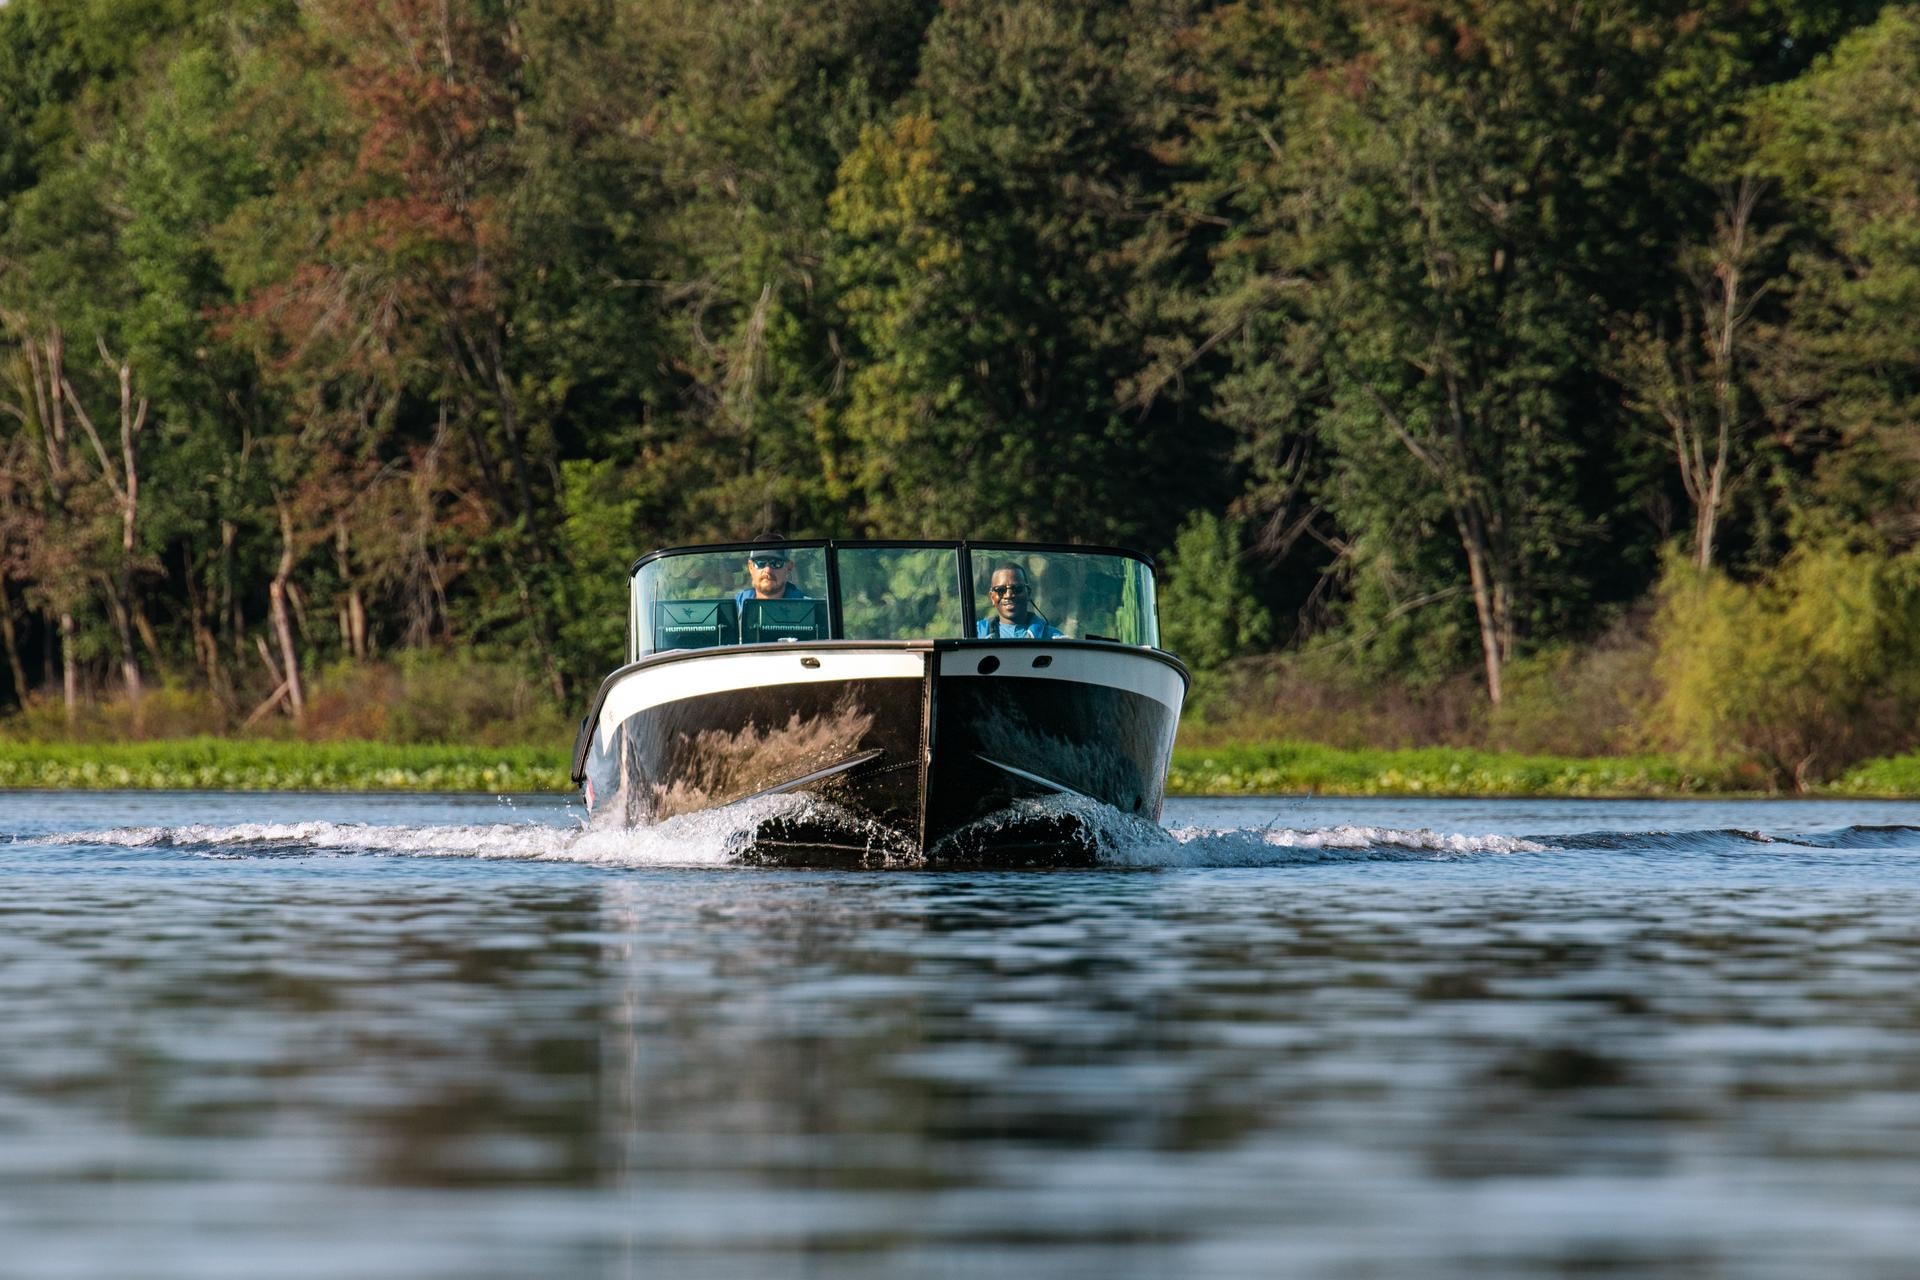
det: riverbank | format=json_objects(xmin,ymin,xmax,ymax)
[
  {"xmin": 0, "ymin": 739, "xmax": 565, "ymax": 793},
  {"xmin": 3, "ymin": 736, "xmax": 1917, "ymax": 798}
]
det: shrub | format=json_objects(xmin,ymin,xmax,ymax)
[
  {"xmin": 0, "ymin": 683, "xmax": 230, "ymax": 743},
  {"xmin": 1166, "ymin": 739, "xmax": 1731, "ymax": 797},
  {"xmin": 1486, "ymin": 616, "xmax": 1660, "ymax": 757},
  {"xmin": 1646, "ymin": 544, "xmax": 1920, "ymax": 789},
  {"xmin": 384, "ymin": 651, "xmax": 569, "ymax": 746},
  {"xmin": 0, "ymin": 738, "xmax": 568, "ymax": 791},
  {"xmin": 1159, "ymin": 512, "xmax": 1272, "ymax": 672},
  {"xmin": 1178, "ymin": 646, "xmax": 1489, "ymax": 749}
]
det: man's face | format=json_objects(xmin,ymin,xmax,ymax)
[
  {"xmin": 989, "ymin": 568, "xmax": 1031, "ymax": 624},
  {"xmin": 747, "ymin": 552, "xmax": 792, "ymax": 599}
]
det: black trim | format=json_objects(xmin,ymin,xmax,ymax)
[
  {"xmin": 630, "ymin": 539, "xmax": 1164, "ymax": 657},
  {"xmin": 824, "ymin": 547, "xmax": 846, "ymax": 640},
  {"xmin": 629, "ymin": 537, "xmax": 1158, "ymax": 578},
  {"xmin": 735, "ymin": 749, "xmax": 886, "ymax": 804},
  {"xmin": 956, "ymin": 549, "xmax": 977, "ymax": 637},
  {"xmin": 919, "ymin": 647, "xmax": 939, "ymax": 851},
  {"xmin": 976, "ymin": 754, "xmax": 1076, "ymax": 795}
]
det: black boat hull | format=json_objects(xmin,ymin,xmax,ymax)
[{"xmin": 573, "ymin": 642, "xmax": 1185, "ymax": 865}]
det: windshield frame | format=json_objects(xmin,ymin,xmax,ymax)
[{"xmin": 627, "ymin": 539, "xmax": 1162, "ymax": 658}]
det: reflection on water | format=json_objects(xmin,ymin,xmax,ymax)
[{"xmin": 5, "ymin": 793, "xmax": 1920, "ymax": 1277}]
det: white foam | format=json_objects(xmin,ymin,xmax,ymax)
[
  {"xmin": 1142, "ymin": 822, "xmax": 1548, "ymax": 867},
  {"xmin": 26, "ymin": 797, "xmax": 1547, "ymax": 869}
]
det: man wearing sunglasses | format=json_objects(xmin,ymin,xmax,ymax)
[
  {"xmin": 734, "ymin": 537, "xmax": 810, "ymax": 613},
  {"xmin": 976, "ymin": 564, "xmax": 1064, "ymax": 639}
]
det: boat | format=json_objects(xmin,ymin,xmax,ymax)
[{"xmin": 570, "ymin": 539, "xmax": 1188, "ymax": 864}]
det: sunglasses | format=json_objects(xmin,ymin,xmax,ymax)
[
  {"xmin": 749, "ymin": 556, "xmax": 788, "ymax": 569},
  {"xmin": 989, "ymin": 584, "xmax": 1030, "ymax": 598}
]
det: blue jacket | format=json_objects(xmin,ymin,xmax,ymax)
[
  {"xmin": 736, "ymin": 583, "xmax": 809, "ymax": 612},
  {"xmin": 976, "ymin": 616, "xmax": 1064, "ymax": 639}
]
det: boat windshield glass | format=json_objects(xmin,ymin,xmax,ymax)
[
  {"xmin": 630, "ymin": 542, "xmax": 1159, "ymax": 655},
  {"xmin": 838, "ymin": 546, "xmax": 964, "ymax": 641},
  {"xmin": 966, "ymin": 547, "xmax": 1159, "ymax": 646},
  {"xmin": 631, "ymin": 545, "xmax": 828, "ymax": 658}
]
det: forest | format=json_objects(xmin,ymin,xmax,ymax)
[{"xmin": 2, "ymin": 0, "xmax": 1918, "ymax": 787}]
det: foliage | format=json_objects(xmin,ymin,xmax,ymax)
[
  {"xmin": 307, "ymin": 654, "xmax": 571, "ymax": 746},
  {"xmin": 1166, "ymin": 739, "xmax": 1732, "ymax": 798},
  {"xmin": 1832, "ymin": 752, "xmax": 1920, "ymax": 798},
  {"xmin": 1159, "ymin": 510, "xmax": 1271, "ymax": 671},
  {"xmin": 1646, "ymin": 544, "xmax": 1920, "ymax": 788},
  {"xmin": 556, "ymin": 457, "xmax": 642, "ymax": 679},
  {"xmin": 0, "ymin": 737, "xmax": 566, "ymax": 791},
  {"xmin": 0, "ymin": 0, "xmax": 1914, "ymax": 782},
  {"xmin": 1750, "ymin": 7, "xmax": 1920, "ymax": 548}
]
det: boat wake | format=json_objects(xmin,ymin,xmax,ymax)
[
  {"xmin": 28, "ymin": 797, "xmax": 1920, "ymax": 868},
  {"xmin": 24, "ymin": 793, "xmax": 1553, "ymax": 869}
]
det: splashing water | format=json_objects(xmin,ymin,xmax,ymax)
[{"xmin": 24, "ymin": 791, "xmax": 1549, "ymax": 869}]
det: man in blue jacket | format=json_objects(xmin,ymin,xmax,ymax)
[{"xmin": 976, "ymin": 564, "xmax": 1065, "ymax": 639}]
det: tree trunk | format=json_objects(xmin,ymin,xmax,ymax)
[
  {"xmin": 59, "ymin": 611, "xmax": 77, "ymax": 725},
  {"xmin": 220, "ymin": 518, "xmax": 241, "ymax": 661},
  {"xmin": 183, "ymin": 557, "xmax": 226, "ymax": 699},
  {"xmin": 347, "ymin": 589, "xmax": 367, "ymax": 660},
  {"xmin": 21, "ymin": 327, "xmax": 79, "ymax": 723},
  {"xmin": 60, "ymin": 340, "xmax": 147, "ymax": 705},
  {"xmin": 1455, "ymin": 505, "xmax": 1507, "ymax": 707},
  {"xmin": 1694, "ymin": 502, "xmax": 1720, "ymax": 576},
  {"xmin": 271, "ymin": 506, "xmax": 305, "ymax": 722},
  {"xmin": 107, "ymin": 590, "xmax": 141, "ymax": 709},
  {"xmin": 0, "ymin": 582, "xmax": 26, "ymax": 708},
  {"xmin": 334, "ymin": 521, "xmax": 368, "ymax": 660},
  {"xmin": 270, "ymin": 579, "xmax": 304, "ymax": 722},
  {"xmin": 117, "ymin": 381, "xmax": 144, "ymax": 706},
  {"xmin": 1693, "ymin": 182, "xmax": 1757, "ymax": 573}
]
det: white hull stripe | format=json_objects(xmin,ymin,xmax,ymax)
[
  {"xmin": 597, "ymin": 649, "xmax": 926, "ymax": 751},
  {"xmin": 936, "ymin": 647, "xmax": 1185, "ymax": 713}
]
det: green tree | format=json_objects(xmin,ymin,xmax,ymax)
[
  {"xmin": 1753, "ymin": 6, "xmax": 1920, "ymax": 548},
  {"xmin": 1177, "ymin": 0, "xmax": 1874, "ymax": 703},
  {"xmin": 828, "ymin": 0, "xmax": 1213, "ymax": 544},
  {"xmin": 1158, "ymin": 510, "xmax": 1272, "ymax": 671}
]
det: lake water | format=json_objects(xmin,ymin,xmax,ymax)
[{"xmin": 6, "ymin": 791, "xmax": 1920, "ymax": 1278}]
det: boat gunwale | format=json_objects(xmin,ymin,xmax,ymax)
[{"xmin": 570, "ymin": 637, "xmax": 1190, "ymax": 782}]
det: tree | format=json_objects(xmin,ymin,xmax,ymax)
[
  {"xmin": 1752, "ymin": 6, "xmax": 1920, "ymax": 548},
  {"xmin": 213, "ymin": 0, "xmax": 588, "ymax": 701},
  {"xmin": 1158, "ymin": 510, "xmax": 1272, "ymax": 671},
  {"xmin": 828, "ymin": 0, "xmax": 1214, "ymax": 544},
  {"xmin": 1611, "ymin": 180, "xmax": 1778, "ymax": 572}
]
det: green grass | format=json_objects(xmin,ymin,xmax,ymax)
[
  {"xmin": 0, "ymin": 738, "xmax": 570, "ymax": 793},
  {"xmin": 0, "ymin": 734, "xmax": 1914, "ymax": 798},
  {"xmin": 1828, "ymin": 752, "xmax": 1920, "ymax": 797},
  {"xmin": 1165, "ymin": 740, "xmax": 1740, "ymax": 797}
]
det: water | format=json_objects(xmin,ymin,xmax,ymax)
[{"xmin": 6, "ymin": 791, "xmax": 1920, "ymax": 1278}]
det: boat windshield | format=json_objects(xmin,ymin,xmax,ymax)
[
  {"xmin": 630, "ymin": 545, "xmax": 830, "ymax": 657},
  {"xmin": 967, "ymin": 547, "xmax": 1158, "ymax": 646},
  {"xmin": 628, "ymin": 542, "xmax": 1159, "ymax": 657}
]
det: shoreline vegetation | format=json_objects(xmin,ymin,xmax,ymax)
[
  {"xmin": 4, "ymin": 735, "xmax": 1917, "ymax": 800},
  {"xmin": 5, "ymin": 650, "xmax": 1917, "ymax": 799}
]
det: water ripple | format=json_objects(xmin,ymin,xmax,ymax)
[{"xmin": 7, "ymin": 791, "xmax": 1920, "ymax": 1277}]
